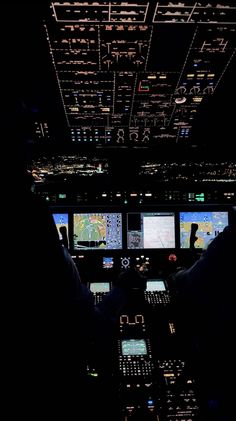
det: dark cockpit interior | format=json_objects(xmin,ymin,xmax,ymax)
[{"xmin": 12, "ymin": 1, "xmax": 236, "ymax": 419}]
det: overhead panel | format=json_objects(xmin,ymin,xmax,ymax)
[{"xmin": 45, "ymin": 2, "xmax": 236, "ymax": 146}]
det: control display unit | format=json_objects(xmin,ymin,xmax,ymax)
[
  {"xmin": 89, "ymin": 281, "xmax": 111, "ymax": 304},
  {"xmin": 146, "ymin": 279, "xmax": 166, "ymax": 292},
  {"xmin": 121, "ymin": 339, "xmax": 147, "ymax": 356},
  {"xmin": 118, "ymin": 338, "xmax": 154, "ymax": 378},
  {"xmin": 145, "ymin": 279, "xmax": 170, "ymax": 306},
  {"xmin": 89, "ymin": 282, "xmax": 110, "ymax": 293}
]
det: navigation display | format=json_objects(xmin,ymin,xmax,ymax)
[
  {"xmin": 127, "ymin": 212, "xmax": 175, "ymax": 249},
  {"xmin": 180, "ymin": 211, "xmax": 228, "ymax": 249},
  {"xmin": 121, "ymin": 339, "xmax": 147, "ymax": 356},
  {"xmin": 73, "ymin": 213, "xmax": 122, "ymax": 250}
]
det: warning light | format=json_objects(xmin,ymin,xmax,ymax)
[{"xmin": 168, "ymin": 253, "xmax": 177, "ymax": 262}]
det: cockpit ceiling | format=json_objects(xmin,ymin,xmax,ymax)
[{"xmin": 41, "ymin": 1, "xmax": 236, "ymax": 146}]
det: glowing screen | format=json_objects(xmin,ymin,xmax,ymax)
[
  {"xmin": 180, "ymin": 211, "xmax": 228, "ymax": 249},
  {"xmin": 53, "ymin": 213, "xmax": 69, "ymax": 243},
  {"xmin": 146, "ymin": 280, "xmax": 166, "ymax": 291},
  {"xmin": 127, "ymin": 212, "xmax": 175, "ymax": 249},
  {"xmin": 73, "ymin": 213, "xmax": 122, "ymax": 250},
  {"xmin": 103, "ymin": 257, "xmax": 114, "ymax": 269},
  {"xmin": 121, "ymin": 339, "xmax": 147, "ymax": 356},
  {"xmin": 89, "ymin": 282, "xmax": 110, "ymax": 293}
]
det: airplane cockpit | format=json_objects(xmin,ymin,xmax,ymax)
[{"xmin": 13, "ymin": 1, "xmax": 236, "ymax": 419}]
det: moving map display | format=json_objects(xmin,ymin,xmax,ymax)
[
  {"xmin": 73, "ymin": 212, "xmax": 122, "ymax": 250},
  {"xmin": 179, "ymin": 211, "xmax": 228, "ymax": 249}
]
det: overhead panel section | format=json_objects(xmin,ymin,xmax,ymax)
[{"xmin": 45, "ymin": 2, "xmax": 236, "ymax": 146}]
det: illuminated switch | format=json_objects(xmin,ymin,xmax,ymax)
[{"xmin": 138, "ymin": 81, "xmax": 150, "ymax": 92}]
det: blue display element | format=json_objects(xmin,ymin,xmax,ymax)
[
  {"xmin": 179, "ymin": 211, "xmax": 228, "ymax": 249},
  {"xmin": 52, "ymin": 213, "xmax": 69, "ymax": 245},
  {"xmin": 53, "ymin": 213, "xmax": 68, "ymax": 225},
  {"xmin": 103, "ymin": 257, "xmax": 114, "ymax": 269}
]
